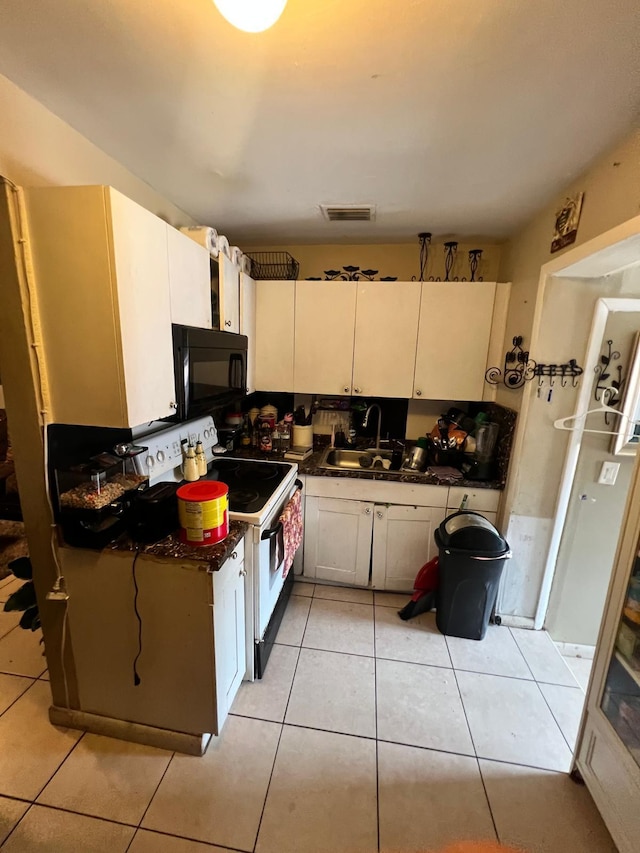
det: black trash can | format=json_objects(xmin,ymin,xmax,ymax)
[{"xmin": 435, "ymin": 511, "xmax": 511, "ymax": 640}]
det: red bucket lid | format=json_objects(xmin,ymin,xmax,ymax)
[{"xmin": 177, "ymin": 481, "xmax": 228, "ymax": 502}]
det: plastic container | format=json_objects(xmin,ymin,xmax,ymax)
[
  {"xmin": 177, "ymin": 481, "xmax": 229, "ymax": 547},
  {"xmin": 435, "ymin": 511, "xmax": 511, "ymax": 640}
]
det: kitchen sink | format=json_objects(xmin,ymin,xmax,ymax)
[{"xmin": 319, "ymin": 447, "xmax": 395, "ymax": 471}]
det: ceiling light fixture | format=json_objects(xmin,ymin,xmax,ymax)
[{"xmin": 213, "ymin": 0, "xmax": 287, "ymax": 33}]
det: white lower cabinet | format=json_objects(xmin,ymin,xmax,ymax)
[
  {"xmin": 372, "ymin": 504, "xmax": 446, "ymax": 591},
  {"xmin": 60, "ymin": 538, "xmax": 246, "ymax": 740},
  {"xmin": 304, "ymin": 496, "xmax": 373, "ymax": 586},
  {"xmin": 212, "ymin": 544, "xmax": 246, "ymax": 728},
  {"xmin": 302, "ymin": 477, "xmax": 501, "ymax": 592}
]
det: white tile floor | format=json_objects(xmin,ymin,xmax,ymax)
[{"xmin": 0, "ymin": 575, "xmax": 616, "ymax": 852}]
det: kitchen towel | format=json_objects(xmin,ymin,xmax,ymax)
[
  {"xmin": 279, "ymin": 488, "xmax": 303, "ymax": 579},
  {"xmin": 179, "ymin": 225, "xmax": 218, "ymax": 254}
]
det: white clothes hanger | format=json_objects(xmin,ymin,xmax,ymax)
[{"xmin": 553, "ymin": 388, "xmax": 640, "ymax": 435}]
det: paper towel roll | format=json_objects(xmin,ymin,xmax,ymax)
[
  {"xmin": 229, "ymin": 246, "xmax": 243, "ymax": 267},
  {"xmin": 216, "ymin": 234, "xmax": 230, "ymax": 259},
  {"xmin": 179, "ymin": 226, "xmax": 218, "ymax": 255},
  {"xmin": 240, "ymin": 254, "xmax": 253, "ymax": 275}
]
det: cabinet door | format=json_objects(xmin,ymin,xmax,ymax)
[
  {"xmin": 219, "ymin": 253, "xmax": 240, "ymax": 333},
  {"xmin": 304, "ymin": 496, "xmax": 373, "ymax": 586},
  {"xmin": 414, "ymin": 282, "xmax": 496, "ymax": 400},
  {"xmin": 255, "ymin": 280, "xmax": 295, "ymax": 392},
  {"xmin": 213, "ymin": 549, "xmax": 246, "ymax": 729},
  {"xmin": 166, "ymin": 225, "xmax": 212, "ymax": 329},
  {"xmin": 352, "ymin": 282, "xmax": 421, "ymax": 397},
  {"xmin": 372, "ymin": 504, "xmax": 446, "ymax": 592},
  {"xmin": 107, "ymin": 189, "xmax": 176, "ymax": 426},
  {"xmin": 294, "ymin": 281, "xmax": 356, "ymax": 395},
  {"xmin": 240, "ymin": 272, "xmax": 257, "ymax": 394}
]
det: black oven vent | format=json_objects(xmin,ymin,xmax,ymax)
[{"xmin": 246, "ymin": 251, "xmax": 300, "ymax": 281}]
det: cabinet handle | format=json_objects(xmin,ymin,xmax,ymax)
[
  {"xmin": 365, "ymin": 507, "xmax": 371, "ymax": 515},
  {"xmin": 343, "ymin": 386, "xmax": 350, "ymax": 394},
  {"xmin": 354, "ymin": 387, "xmax": 362, "ymax": 394},
  {"xmin": 239, "ymin": 568, "xmax": 247, "ymax": 577},
  {"xmin": 415, "ymin": 389, "xmax": 422, "ymax": 397},
  {"xmin": 169, "ymin": 401, "xmax": 177, "ymax": 409},
  {"xmin": 231, "ymin": 551, "xmax": 238, "ymax": 560},
  {"xmin": 376, "ymin": 511, "xmax": 383, "ymax": 519},
  {"xmin": 225, "ymin": 320, "xmax": 232, "ymax": 327}
]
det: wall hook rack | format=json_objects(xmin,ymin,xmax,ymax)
[
  {"xmin": 594, "ymin": 338, "xmax": 624, "ymax": 424},
  {"xmin": 533, "ymin": 359, "xmax": 584, "ymax": 388},
  {"xmin": 485, "ymin": 336, "xmax": 537, "ymax": 389}
]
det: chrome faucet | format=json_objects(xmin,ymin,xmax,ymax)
[{"xmin": 362, "ymin": 404, "xmax": 382, "ymax": 450}]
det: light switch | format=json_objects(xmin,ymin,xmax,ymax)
[{"xmin": 598, "ymin": 461, "xmax": 620, "ymax": 486}]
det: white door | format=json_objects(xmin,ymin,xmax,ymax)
[
  {"xmin": 304, "ymin": 496, "xmax": 373, "ymax": 586},
  {"xmin": 413, "ymin": 282, "xmax": 497, "ymax": 400},
  {"xmin": 255, "ymin": 280, "xmax": 295, "ymax": 392},
  {"xmin": 352, "ymin": 282, "xmax": 421, "ymax": 397},
  {"xmin": 219, "ymin": 253, "xmax": 240, "ymax": 333},
  {"xmin": 213, "ymin": 547, "xmax": 246, "ymax": 728},
  {"xmin": 294, "ymin": 281, "xmax": 357, "ymax": 395},
  {"xmin": 372, "ymin": 504, "xmax": 446, "ymax": 591},
  {"xmin": 240, "ymin": 272, "xmax": 257, "ymax": 394},
  {"xmin": 108, "ymin": 189, "xmax": 176, "ymax": 426},
  {"xmin": 166, "ymin": 225, "xmax": 212, "ymax": 329}
]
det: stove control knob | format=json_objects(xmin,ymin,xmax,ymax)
[
  {"xmin": 156, "ymin": 451, "xmax": 165, "ymax": 463},
  {"xmin": 204, "ymin": 429, "xmax": 210, "ymax": 439},
  {"xmin": 146, "ymin": 456, "xmax": 155, "ymax": 469}
]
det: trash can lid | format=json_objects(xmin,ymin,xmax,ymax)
[{"xmin": 438, "ymin": 511, "xmax": 508, "ymax": 555}]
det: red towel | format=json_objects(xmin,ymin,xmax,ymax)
[{"xmin": 279, "ymin": 488, "xmax": 303, "ymax": 579}]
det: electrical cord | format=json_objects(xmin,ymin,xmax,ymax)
[{"xmin": 132, "ymin": 551, "xmax": 143, "ymax": 686}]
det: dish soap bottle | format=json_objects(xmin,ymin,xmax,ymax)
[
  {"xmin": 182, "ymin": 443, "xmax": 199, "ymax": 482},
  {"xmin": 195, "ymin": 440, "xmax": 207, "ymax": 477}
]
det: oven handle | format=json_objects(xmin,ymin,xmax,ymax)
[
  {"xmin": 261, "ymin": 521, "xmax": 283, "ymax": 542},
  {"xmin": 295, "ymin": 478, "xmax": 303, "ymax": 492}
]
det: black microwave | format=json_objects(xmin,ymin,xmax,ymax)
[{"xmin": 172, "ymin": 325, "xmax": 247, "ymax": 421}]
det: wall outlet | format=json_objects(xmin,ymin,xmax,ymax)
[{"xmin": 598, "ymin": 461, "xmax": 620, "ymax": 486}]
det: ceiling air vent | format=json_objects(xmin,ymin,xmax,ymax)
[{"xmin": 320, "ymin": 204, "xmax": 376, "ymax": 222}]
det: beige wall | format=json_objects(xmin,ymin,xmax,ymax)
[
  {"xmin": 498, "ymin": 124, "xmax": 640, "ymax": 398},
  {"xmin": 0, "ymin": 73, "xmax": 195, "ymax": 226},
  {"xmin": 245, "ymin": 241, "xmax": 503, "ymax": 283},
  {"xmin": 496, "ymin": 123, "xmax": 640, "ymax": 628}
]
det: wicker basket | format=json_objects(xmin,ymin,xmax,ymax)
[{"xmin": 246, "ymin": 251, "xmax": 300, "ymax": 280}]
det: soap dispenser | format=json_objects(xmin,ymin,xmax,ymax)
[{"xmin": 182, "ymin": 443, "xmax": 199, "ymax": 482}]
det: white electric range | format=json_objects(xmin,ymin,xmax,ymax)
[{"xmin": 134, "ymin": 415, "xmax": 300, "ymax": 679}]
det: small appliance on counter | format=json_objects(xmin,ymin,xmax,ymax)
[
  {"xmin": 126, "ymin": 481, "xmax": 180, "ymax": 544},
  {"xmin": 55, "ymin": 452, "xmax": 148, "ymax": 548}
]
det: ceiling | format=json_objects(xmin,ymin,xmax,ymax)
[{"xmin": 1, "ymin": 0, "xmax": 640, "ymax": 245}]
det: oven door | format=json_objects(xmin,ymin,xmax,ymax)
[{"xmin": 255, "ymin": 478, "xmax": 301, "ymax": 640}]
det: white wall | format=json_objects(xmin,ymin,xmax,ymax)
[{"xmin": 0, "ymin": 73, "xmax": 195, "ymax": 227}]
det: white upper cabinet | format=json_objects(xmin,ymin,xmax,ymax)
[
  {"xmin": 413, "ymin": 282, "xmax": 497, "ymax": 401},
  {"xmin": 294, "ymin": 281, "xmax": 357, "ymax": 395},
  {"xmin": 166, "ymin": 225, "xmax": 212, "ymax": 329},
  {"xmin": 254, "ymin": 280, "xmax": 295, "ymax": 392},
  {"xmin": 240, "ymin": 272, "xmax": 257, "ymax": 394},
  {"xmin": 352, "ymin": 282, "xmax": 421, "ymax": 398},
  {"xmin": 25, "ymin": 185, "xmax": 176, "ymax": 428},
  {"xmin": 219, "ymin": 253, "xmax": 240, "ymax": 333}
]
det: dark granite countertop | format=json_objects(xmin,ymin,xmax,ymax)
[
  {"xmin": 106, "ymin": 520, "xmax": 249, "ymax": 572},
  {"xmin": 297, "ymin": 451, "xmax": 504, "ymax": 489},
  {"xmin": 223, "ymin": 447, "xmax": 503, "ymax": 489}
]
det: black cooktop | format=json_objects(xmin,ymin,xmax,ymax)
[{"xmin": 205, "ymin": 458, "xmax": 292, "ymax": 514}]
